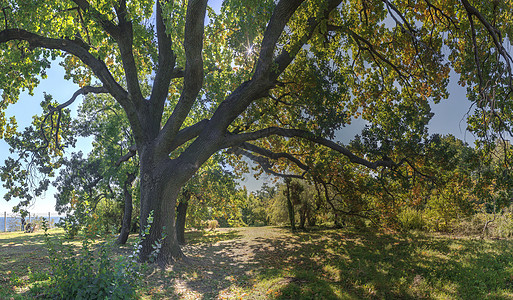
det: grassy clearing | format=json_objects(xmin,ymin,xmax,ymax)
[{"xmin": 2, "ymin": 227, "xmax": 513, "ymax": 299}]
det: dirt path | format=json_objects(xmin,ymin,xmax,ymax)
[{"xmin": 152, "ymin": 226, "xmax": 300, "ymax": 299}]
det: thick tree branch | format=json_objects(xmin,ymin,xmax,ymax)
[
  {"xmin": 74, "ymin": 0, "xmax": 144, "ymax": 107},
  {"xmin": 156, "ymin": 0, "xmax": 208, "ymax": 156},
  {"xmin": 165, "ymin": 119, "xmax": 210, "ymax": 153},
  {"xmin": 115, "ymin": 2, "xmax": 144, "ymax": 105},
  {"xmin": 272, "ymin": 0, "xmax": 343, "ymax": 79},
  {"xmin": 253, "ymin": 0, "xmax": 305, "ymax": 79},
  {"xmin": 0, "ymin": 28, "xmax": 146, "ymax": 143},
  {"xmin": 229, "ymin": 148, "xmax": 304, "ymax": 179},
  {"xmin": 150, "ymin": 0, "xmax": 176, "ymax": 116},
  {"xmin": 239, "ymin": 142, "xmax": 309, "ymax": 172},
  {"xmin": 225, "ymin": 127, "xmax": 396, "ymax": 170},
  {"xmin": 204, "ymin": 0, "xmax": 342, "ymax": 140},
  {"xmin": 0, "ymin": 29, "xmax": 127, "ymax": 101},
  {"xmin": 116, "ymin": 144, "xmax": 137, "ymax": 167}
]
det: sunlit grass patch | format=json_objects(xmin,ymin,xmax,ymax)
[{"xmin": 3, "ymin": 226, "xmax": 513, "ymax": 299}]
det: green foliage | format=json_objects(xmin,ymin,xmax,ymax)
[
  {"xmin": 242, "ymin": 184, "xmax": 275, "ymax": 226},
  {"xmin": 0, "ymin": 94, "xmax": 75, "ymax": 211},
  {"xmin": 34, "ymin": 212, "xmax": 165, "ymax": 299},
  {"xmin": 397, "ymin": 207, "xmax": 425, "ymax": 231},
  {"xmin": 423, "ymin": 182, "xmax": 475, "ymax": 232},
  {"xmin": 2, "ymin": 0, "xmax": 513, "ymax": 265},
  {"xmin": 38, "ymin": 220, "xmax": 140, "ymax": 299},
  {"xmin": 180, "ymin": 160, "xmax": 246, "ymax": 229},
  {"xmin": 131, "ymin": 210, "xmax": 167, "ymax": 263}
]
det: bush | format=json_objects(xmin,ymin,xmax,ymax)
[
  {"xmin": 397, "ymin": 207, "xmax": 425, "ymax": 231},
  {"xmin": 39, "ymin": 221, "xmax": 139, "ymax": 299},
  {"xmin": 492, "ymin": 212, "xmax": 513, "ymax": 238},
  {"xmin": 33, "ymin": 211, "xmax": 165, "ymax": 299},
  {"xmin": 207, "ymin": 219, "xmax": 219, "ymax": 231},
  {"xmin": 452, "ymin": 214, "xmax": 486, "ymax": 236},
  {"xmin": 451, "ymin": 209, "xmax": 513, "ymax": 238}
]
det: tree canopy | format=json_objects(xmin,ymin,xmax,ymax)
[{"xmin": 1, "ymin": 0, "xmax": 512, "ymax": 264}]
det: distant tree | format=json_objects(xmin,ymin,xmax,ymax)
[{"xmin": 1, "ymin": 0, "xmax": 512, "ymax": 264}]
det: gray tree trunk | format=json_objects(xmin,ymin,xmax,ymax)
[
  {"xmin": 117, "ymin": 172, "xmax": 136, "ymax": 244},
  {"xmin": 285, "ymin": 179, "xmax": 296, "ymax": 231},
  {"xmin": 137, "ymin": 148, "xmax": 195, "ymax": 265},
  {"xmin": 175, "ymin": 193, "xmax": 189, "ymax": 245}
]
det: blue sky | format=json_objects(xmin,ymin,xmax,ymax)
[
  {"xmin": 0, "ymin": 1, "xmax": 475, "ymax": 215},
  {"xmin": 0, "ymin": 62, "xmax": 86, "ymax": 214}
]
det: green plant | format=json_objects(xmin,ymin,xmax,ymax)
[
  {"xmin": 9, "ymin": 272, "xmax": 23, "ymax": 287},
  {"xmin": 27, "ymin": 266, "xmax": 49, "ymax": 283},
  {"xmin": 129, "ymin": 210, "xmax": 167, "ymax": 264},
  {"xmin": 397, "ymin": 207, "xmax": 425, "ymax": 231},
  {"xmin": 33, "ymin": 219, "xmax": 147, "ymax": 299}
]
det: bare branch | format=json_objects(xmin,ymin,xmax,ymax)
[
  {"xmin": 423, "ymin": 0, "xmax": 459, "ymax": 29},
  {"xmin": 53, "ymin": 85, "xmax": 108, "ymax": 111},
  {"xmin": 2, "ymin": 7, "xmax": 8, "ymax": 29}
]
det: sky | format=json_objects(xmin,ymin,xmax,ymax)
[{"xmin": 0, "ymin": 2, "xmax": 475, "ymax": 216}]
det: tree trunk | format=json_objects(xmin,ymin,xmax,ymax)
[
  {"xmin": 307, "ymin": 207, "xmax": 316, "ymax": 227},
  {"xmin": 299, "ymin": 204, "xmax": 307, "ymax": 230},
  {"xmin": 137, "ymin": 152, "xmax": 194, "ymax": 265},
  {"xmin": 175, "ymin": 191, "xmax": 190, "ymax": 245},
  {"xmin": 117, "ymin": 172, "xmax": 136, "ymax": 244},
  {"xmin": 285, "ymin": 179, "xmax": 296, "ymax": 231}
]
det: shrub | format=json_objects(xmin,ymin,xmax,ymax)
[
  {"xmin": 451, "ymin": 209, "xmax": 513, "ymax": 238},
  {"xmin": 38, "ymin": 220, "xmax": 139, "ymax": 299},
  {"xmin": 492, "ymin": 212, "xmax": 513, "ymax": 238},
  {"xmin": 207, "ymin": 219, "xmax": 219, "ymax": 231},
  {"xmin": 33, "ymin": 211, "xmax": 165, "ymax": 299},
  {"xmin": 397, "ymin": 207, "xmax": 425, "ymax": 231}
]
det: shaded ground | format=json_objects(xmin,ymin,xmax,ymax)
[
  {"xmin": 140, "ymin": 227, "xmax": 513, "ymax": 299},
  {"xmin": 3, "ymin": 227, "xmax": 513, "ymax": 299}
]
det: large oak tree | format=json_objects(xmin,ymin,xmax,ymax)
[{"xmin": 1, "ymin": 0, "xmax": 512, "ymax": 264}]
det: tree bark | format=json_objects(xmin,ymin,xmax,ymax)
[
  {"xmin": 137, "ymin": 150, "xmax": 195, "ymax": 265},
  {"xmin": 175, "ymin": 191, "xmax": 190, "ymax": 245},
  {"xmin": 116, "ymin": 172, "xmax": 136, "ymax": 244},
  {"xmin": 299, "ymin": 204, "xmax": 307, "ymax": 230},
  {"xmin": 285, "ymin": 179, "xmax": 296, "ymax": 231}
]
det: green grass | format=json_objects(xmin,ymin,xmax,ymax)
[{"xmin": 2, "ymin": 227, "xmax": 513, "ymax": 299}]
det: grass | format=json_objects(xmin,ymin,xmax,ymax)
[{"xmin": 2, "ymin": 227, "xmax": 513, "ymax": 299}]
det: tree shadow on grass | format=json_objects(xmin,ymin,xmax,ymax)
[
  {"xmin": 247, "ymin": 229, "xmax": 513, "ymax": 299},
  {"xmin": 141, "ymin": 229, "xmax": 250, "ymax": 299},
  {"xmin": 134, "ymin": 227, "xmax": 513, "ymax": 299}
]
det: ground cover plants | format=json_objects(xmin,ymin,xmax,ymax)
[{"xmin": 2, "ymin": 226, "xmax": 513, "ymax": 299}]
